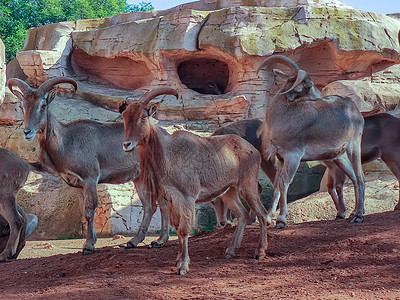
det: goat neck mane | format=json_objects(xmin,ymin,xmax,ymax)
[
  {"xmin": 37, "ymin": 112, "xmax": 65, "ymax": 173},
  {"xmin": 137, "ymin": 124, "xmax": 167, "ymax": 199}
]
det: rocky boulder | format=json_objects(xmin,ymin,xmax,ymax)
[
  {"xmin": 10, "ymin": 0, "xmax": 400, "ymax": 120},
  {"xmin": 286, "ymin": 171, "xmax": 399, "ymax": 225}
]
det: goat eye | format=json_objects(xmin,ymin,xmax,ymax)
[{"xmin": 41, "ymin": 103, "xmax": 47, "ymax": 110}]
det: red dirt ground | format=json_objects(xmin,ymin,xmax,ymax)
[{"xmin": 1, "ymin": 210, "xmax": 399, "ymax": 299}]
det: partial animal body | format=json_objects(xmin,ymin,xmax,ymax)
[
  {"xmin": 258, "ymin": 55, "xmax": 365, "ymax": 228},
  {"xmin": 211, "ymin": 119, "xmax": 276, "ymax": 227},
  {"xmin": 122, "ymin": 88, "xmax": 268, "ymax": 275},
  {"xmin": 329, "ymin": 113, "xmax": 400, "ymax": 214},
  {"xmin": 7, "ymin": 77, "xmax": 170, "ymax": 255},
  {"xmin": 0, "ymin": 148, "xmax": 38, "ymax": 262}
]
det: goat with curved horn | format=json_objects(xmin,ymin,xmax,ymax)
[
  {"xmin": 122, "ymin": 87, "xmax": 268, "ymax": 275},
  {"xmin": 7, "ymin": 78, "xmax": 34, "ymax": 97},
  {"xmin": 258, "ymin": 55, "xmax": 322, "ymax": 100},
  {"xmin": 257, "ymin": 54, "xmax": 300, "ymax": 74},
  {"xmin": 257, "ymin": 55, "xmax": 365, "ymax": 228},
  {"xmin": 36, "ymin": 77, "xmax": 78, "ymax": 97},
  {"xmin": 7, "ymin": 77, "xmax": 173, "ymax": 255},
  {"xmin": 138, "ymin": 87, "xmax": 179, "ymax": 105}
]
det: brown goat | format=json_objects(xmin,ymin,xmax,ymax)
[
  {"xmin": 0, "ymin": 148, "xmax": 39, "ymax": 261},
  {"xmin": 258, "ymin": 55, "xmax": 365, "ymax": 228},
  {"xmin": 328, "ymin": 112, "xmax": 400, "ymax": 215},
  {"xmin": 211, "ymin": 119, "xmax": 276, "ymax": 227},
  {"xmin": 121, "ymin": 88, "xmax": 268, "ymax": 275},
  {"xmin": 7, "ymin": 77, "xmax": 170, "ymax": 255}
]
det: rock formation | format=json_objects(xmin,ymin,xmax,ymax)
[{"xmin": 1, "ymin": 0, "xmax": 400, "ymax": 237}]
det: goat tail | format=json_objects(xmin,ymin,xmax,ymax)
[{"xmin": 257, "ymin": 122, "xmax": 276, "ymax": 161}]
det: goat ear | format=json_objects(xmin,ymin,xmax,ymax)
[
  {"xmin": 45, "ymin": 89, "xmax": 57, "ymax": 104},
  {"xmin": 273, "ymin": 69, "xmax": 290, "ymax": 79},
  {"xmin": 147, "ymin": 102, "xmax": 160, "ymax": 117},
  {"xmin": 119, "ymin": 101, "xmax": 128, "ymax": 113},
  {"xmin": 10, "ymin": 89, "xmax": 25, "ymax": 102}
]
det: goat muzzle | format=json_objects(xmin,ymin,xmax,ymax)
[
  {"xmin": 123, "ymin": 140, "xmax": 137, "ymax": 152},
  {"xmin": 23, "ymin": 129, "xmax": 36, "ymax": 141}
]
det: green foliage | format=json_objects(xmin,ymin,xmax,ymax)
[
  {"xmin": 128, "ymin": 1, "xmax": 154, "ymax": 12},
  {"xmin": 56, "ymin": 236, "xmax": 78, "ymax": 240},
  {"xmin": 0, "ymin": 0, "xmax": 153, "ymax": 63}
]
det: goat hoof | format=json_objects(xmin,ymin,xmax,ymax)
[
  {"xmin": 82, "ymin": 248, "xmax": 94, "ymax": 255},
  {"xmin": 178, "ymin": 268, "xmax": 188, "ymax": 276},
  {"xmin": 335, "ymin": 215, "xmax": 345, "ymax": 220},
  {"xmin": 275, "ymin": 221, "xmax": 286, "ymax": 229},
  {"xmin": 254, "ymin": 251, "xmax": 266, "ymax": 260},
  {"xmin": 0, "ymin": 257, "xmax": 13, "ymax": 263},
  {"xmin": 149, "ymin": 241, "xmax": 165, "ymax": 248},
  {"xmin": 349, "ymin": 215, "xmax": 364, "ymax": 223},
  {"xmin": 120, "ymin": 241, "xmax": 138, "ymax": 250},
  {"xmin": 225, "ymin": 252, "xmax": 235, "ymax": 259}
]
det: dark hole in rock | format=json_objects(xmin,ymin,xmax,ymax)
[{"xmin": 178, "ymin": 59, "xmax": 229, "ymax": 95}]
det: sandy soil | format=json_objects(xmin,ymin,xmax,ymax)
[{"xmin": 0, "ymin": 209, "xmax": 399, "ymax": 300}]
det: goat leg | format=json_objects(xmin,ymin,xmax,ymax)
[
  {"xmin": 124, "ymin": 197, "xmax": 157, "ymax": 249},
  {"xmin": 0, "ymin": 197, "xmax": 23, "ymax": 262},
  {"xmin": 220, "ymin": 188, "xmax": 247, "ymax": 258},
  {"xmin": 333, "ymin": 150, "xmax": 365, "ymax": 223},
  {"xmin": 240, "ymin": 186, "xmax": 269, "ymax": 260},
  {"xmin": 275, "ymin": 154, "xmax": 301, "ymax": 229},
  {"xmin": 149, "ymin": 198, "xmax": 169, "ymax": 248},
  {"xmin": 324, "ymin": 163, "xmax": 347, "ymax": 219},
  {"xmin": 81, "ymin": 182, "xmax": 99, "ymax": 255}
]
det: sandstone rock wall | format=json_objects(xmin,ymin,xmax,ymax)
[
  {"xmin": 2, "ymin": 0, "xmax": 400, "ymax": 238},
  {"xmin": 10, "ymin": 0, "xmax": 400, "ymax": 120}
]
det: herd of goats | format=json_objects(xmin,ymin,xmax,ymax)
[{"xmin": 1, "ymin": 54, "xmax": 400, "ymax": 275}]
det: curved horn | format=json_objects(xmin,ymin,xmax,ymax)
[
  {"xmin": 257, "ymin": 55, "xmax": 300, "ymax": 74},
  {"xmin": 281, "ymin": 69, "xmax": 308, "ymax": 95},
  {"xmin": 7, "ymin": 78, "xmax": 33, "ymax": 96},
  {"xmin": 139, "ymin": 87, "xmax": 179, "ymax": 105},
  {"xmin": 37, "ymin": 77, "xmax": 78, "ymax": 97}
]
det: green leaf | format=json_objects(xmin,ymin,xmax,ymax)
[{"xmin": 0, "ymin": 0, "xmax": 153, "ymax": 63}]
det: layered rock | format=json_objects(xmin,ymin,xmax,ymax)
[{"xmin": 10, "ymin": 0, "xmax": 400, "ymax": 120}]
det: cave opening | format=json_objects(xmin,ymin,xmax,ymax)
[{"xmin": 178, "ymin": 58, "xmax": 230, "ymax": 95}]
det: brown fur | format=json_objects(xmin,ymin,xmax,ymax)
[
  {"xmin": 211, "ymin": 119, "xmax": 277, "ymax": 227},
  {"xmin": 7, "ymin": 77, "xmax": 171, "ymax": 254},
  {"xmin": 258, "ymin": 55, "xmax": 365, "ymax": 228},
  {"xmin": 328, "ymin": 113, "xmax": 400, "ymax": 214},
  {"xmin": 122, "ymin": 88, "xmax": 269, "ymax": 275},
  {"xmin": 0, "ymin": 149, "xmax": 38, "ymax": 262}
]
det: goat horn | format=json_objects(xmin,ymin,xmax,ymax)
[
  {"xmin": 281, "ymin": 69, "xmax": 308, "ymax": 95},
  {"xmin": 37, "ymin": 77, "xmax": 78, "ymax": 97},
  {"xmin": 7, "ymin": 78, "xmax": 33, "ymax": 96},
  {"xmin": 139, "ymin": 87, "xmax": 179, "ymax": 105},
  {"xmin": 257, "ymin": 55, "xmax": 300, "ymax": 74}
]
